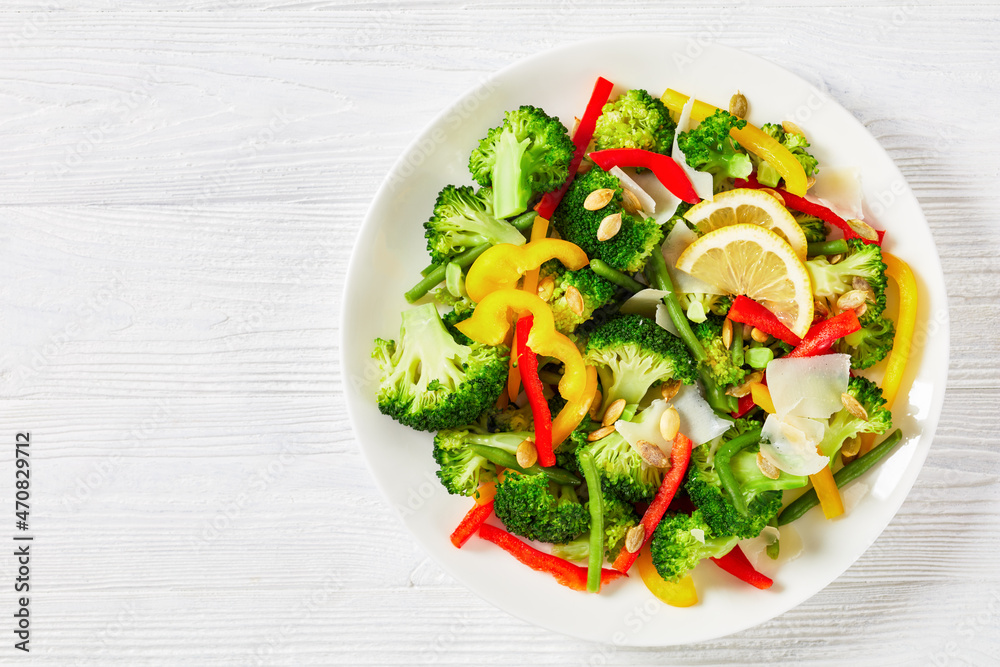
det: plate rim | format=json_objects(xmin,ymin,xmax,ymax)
[{"xmin": 341, "ymin": 34, "xmax": 950, "ymax": 645}]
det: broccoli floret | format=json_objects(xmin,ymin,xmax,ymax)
[
  {"xmin": 432, "ymin": 425, "xmax": 502, "ymax": 496},
  {"xmin": 685, "ymin": 419, "xmax": 809, "ymax": 539},
  {"xmin": 818, "ymin": 375, "xmax": 892, "ymax": 460},
  {"xmin": 493, "ymin": 471, "xmax": 589, "ymax": 544},
  {"xmin": 593, "ymin": 89, "xmax": 676, "ymax": 156},
  {"xmin": 576, "ymin": 411, "xmax": 665, "ymax": 503},
  {"xmin": 552, "ymin": 166, "xmax": 664, "ymax": 273},
  {"xmin": 585, "ymin": 313, "xmax": 698, "ymax": 411},
  {"xmin": 372, "ymin": 303, "xmax": 508, "ymax": 432},
  {"xmin": 692, "ymin": 314, "xmax": 747, "ymax": 388},
  {"xmin": 468, "ymin": 105, "xmax": 575, "ymax": 219},
  {"xmin": 661, "ymin": 201, "xmax": 693, "ymax": 236},
  {"xmin": 440, "ymin": 296, "xmax": 476, "ymax": 345},
  {"xmin": 423, "ymin": 185, "xmax": 526, "ymax": 265},
  {"xmin": 676, "ymin": 109, "xmax": 752, "ymax": 189},
  {"xmin": 755, "ymin": 123, "xmax": 819, "ymax": 188},
  {"xmin": 796, "ymin": 214, "xmax": 830, "ymax": 245},
  {"xmin": 838, "ymin": 316, "xmax": 895, "ymax": 370},
  {"xmin": 678, "ymin": 293, "xmax": 733, "ymax": 323},
  {"xmin": 538, "ymin": 260, "xmax": 618, "ymax": 333},
  {"xmin": 649, "ymin": 511, "xmax": 739, "ymax": 582},
  {"xmin": 487, "ymin": 403, "xmax": 534, "ymax": 433},
  {"xmin": 551, "ymin": 492, "xmax": 640, "ymax": 562},
  {"xmin": 806, "ymin": 239, "xmax": 888, "ymax": 324}
]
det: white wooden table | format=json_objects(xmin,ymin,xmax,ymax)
[{"xmin": 0, "ymin": 3, "xmax": 997, "ymax": 665}]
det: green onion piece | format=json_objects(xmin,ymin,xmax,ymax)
[
  {"xmin": 745, "ymin": 347, "xmax": 774, "ymax": 369},
  {"xmin": 445, "ymin": 262, "xmax": 464, "ymax": 298}
]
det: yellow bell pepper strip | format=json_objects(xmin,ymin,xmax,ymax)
[
  {"xmin": 750, "ymin": 382, "xmax": 776, "ymax": 414},
  {"xmin": 551, "ymin": 365, "xmax": 599, "ymax": 450},
  {"xmin": 455, "ymin": 289, "xmax": 588, "ymax": 403},
  {"xmin": 521, "ymin": 216, "xmax": 551, "ymax": 297},
  {"xmin": 809, "ymin": 465, "xmax": 844, "ymax": 520},
  {"xmin": 661, "ymin": 88, "xmax": 809, "ymax": 197},
  {"xmin": 636, "ymin": 549, "xmax": 698, "ymax": 607},
  {"xmin": 464, "ymin": 238, "xmax": 589, "ymax": 303},
  {"xmin": 859, "ymin": 253, "xmax": 917, "ymax": 456}
]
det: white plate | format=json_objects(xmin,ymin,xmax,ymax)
[{"xmin": 341, "ymin": 37, "xmax": 949, "ymax": 645}]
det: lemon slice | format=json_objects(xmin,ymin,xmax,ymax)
[
  {"xmin": 676, "ymin": 224, "xmax": 814, "ymax": 338},
  {"xmin": 683, "ymin": 188, "xmax": 808, "ymax": 260}
]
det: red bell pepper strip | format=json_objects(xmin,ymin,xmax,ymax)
[
  {"xmin": 450, "ymin": 500, "xmax": 494, "ymax": 549},
  {"xmin": 735, "ymin": 174, "xmax": 885, "ymax": 246},
  {"xmin": 710, "ymin": 545, "xmax": 773, "ymax": 590},
  {"xmin": 785, "ymin": 310, "xmax": 861, "ymax": 358},
  {"xmin": 731, "ymin": 394, "xmax": 756, "ymax": 419},
  {"xmin": 612, "ymin": 433, "xmax": 694, "ymax": 574},
  {"xmin": 589, "ymin": 148, "xmax": 700, "ymax": 204},
  {"xmin": 535, "ymin": 76, "xmax": 615, "ymax": 220},
  {"xmin": 478, "ymin": 523, "xmax": 625, "ymax": 592},
  {"xmin": 726, "ymin": 296, "xmax": 802, "ymax": 347},
  {"xmin": 516, "ymin": 315, "xmax": 555, "ymax": 467}
]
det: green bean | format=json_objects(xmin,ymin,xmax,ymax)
[
  {"xmin": 404, "ymin": 242, "xmax": 491, "ymax": 304},
  {"xmin": 807, "ymin": 239, "xmax": 849, "ymax": 257},
  {"xmin": 714, "ymin": 427, "xmax": 763, "ymax": 517},
  {"xmin": 777, "ymin": 429, "xmax": 904, "ymax": 525},
  {"xmin": 510, "ymin": 210, "xmax": 540, "ymax": 231},
  {"xmin": 643, "ymin": 249, "xmax": 707, "ymax": 363},
  {"xmin": 468, "ymin": 444, "xmax": 581, "ymax": 486},
  {"xmin": 730, "ymin": 322, "xmax": 744, "ymax": 368},
  {"xmin": 589, "ymin": 259, "xmax": 645, "ymax": 293},
  {"xmin": 577, "ymin": 450, "xmax": 604, "ymax": 592}
]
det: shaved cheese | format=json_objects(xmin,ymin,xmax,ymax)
[
  {"xmin": 760, "ymin": 413, "xmax": 829, "ymax": 476},
  {"xmin": 805, "ymin": 166, "xmax": 863, "ymax": 221},
  {"xmin": 609, "ymin": 166, "xmax": 657, "ymax": 215},
  {"xmin": 671, "ymin": 385, "xmax": 733, "ymax": 446},
  {"xmin": 766, "ymin": 354, "xmax": 851, "ymax": 419},
  {"xmin": 654, "ymin": 303, "xmax": 679, "ymax": 337},
  {"xmin": 662, "ymin": 222, "xmax": 725, "ymax": 295},
  {"xmin": 672, "ymin": 97, "xmax": 714, "ymax": 201},
  {"xmin": 740, "ymin": 525, "xmax": 780, "ymax": 570},
  {"xmin": 620, "ymin": 289, "xmax": 671, "ymax": 319},
  {"xmin": 841, "ymin": 480, "xmax": 870, "ymax": 514},
  {"xmin": 629, "ymin": 169, "xmax": 682, "ymax": 223},
  {"xmin": 616, "ymin": 399, "xmax": 672, "ymax": 457}
]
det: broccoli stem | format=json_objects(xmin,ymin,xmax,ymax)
[
  {"xmin": 590, "ymin": 259, "xmax": 645, "ymax": 293},
  {"xmin": 807, "ymin": 239, "xmax": 849, "ymax": 257},
  {"xmin": 467, "ymin": 444, "xmax": 580, "ymax": 486},
  {"xmin": 714, "ymin": 427, "xmax": 764, "ymax": 517},
  {"xmin": 777, "ymin": 429, "xmax": 902, "ymax": 525},
  {"xmin": 405, "ymin": 242, "xmax": 491, "ymax": 304},
  {"xmin": 577, "ymin": 450, "xmax": 605, "ymax": 593}
]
